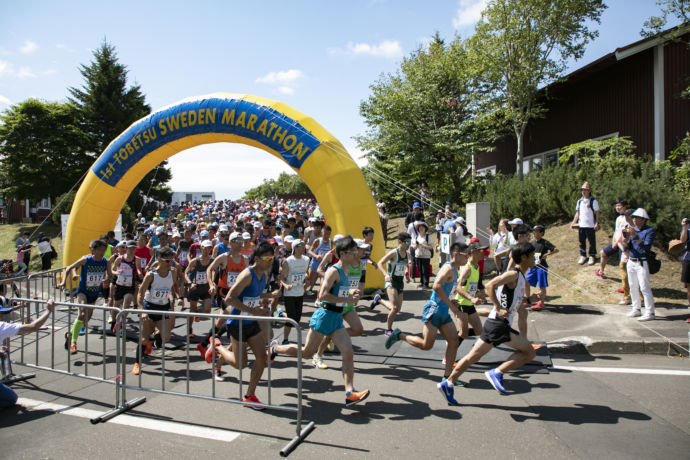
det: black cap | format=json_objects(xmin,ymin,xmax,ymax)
[{"xmin": 467, "ymin": 242, "xmax": 489, "ymax": 252}]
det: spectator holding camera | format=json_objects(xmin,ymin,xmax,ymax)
[
  {"xmin": 623, "ymin": 208, "xmax": 656, "ymax": 321},
  {"xmin": 680, "ymin": 217, "xmax": 690, "ymax": 319}
]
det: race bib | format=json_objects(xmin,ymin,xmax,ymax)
[
  {"xmin": 337, "ymin": 285, "xmax": 350, "ymax": 307},
  {"xmin": 178, "ymin": 251, "xmax": 188, "ymax": 263},
  {"xmin": 118, "ymin": 273, "xmax": 133, "ymax": 287},
  {"xmin": 139, "ymin": 258, "xmax": 147, "ymax": 269},
  {"xmin": 242, "ymin": 296, "xmax": 261, "ymax": 316},
  {"xmin": 467, "ymin": 282, "xmax": 478, "ymax": 297},
  {"xmin": 348, "ymin": 277, "xmax": 360, "ymax": 289},
  {"xmin": 393, "ymin": 263, "xmax": 407, "ymax": 276},
  {"xmin": 290, "ymin": 272, "xmax": 305, "ymax": 284},
  {"xmin": 227, "ymin": 272, "xmax": 239, "ymax": 287},
  {"xmin": 534, "ymin": 253, "xmax": 542, "ymax": 266},
  {"xmin": 151, "ymin": 288, "xmax": 170, "ymax": 302},
  {"xmin": 86, "ymin": 273, "xmax": 105, "ymax": 288},
  {"xmin": 195, "ymin": 271, "xmax": 207, "ymax": 284}
]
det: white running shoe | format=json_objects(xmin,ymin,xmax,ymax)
[
  {"xmin": 626, "ymin": 309, "xmax": 641, "ymax": 317},
  {"xmin": 577, "ymin": 256, "xmax": 586, "ymax": 265},
  {"xmin": 637, "ymin": 314, "xmax": 655, "ymax": 322},
  {"xmin": 312, "ymin": 355, "xmax": 328, "ymax": 369},
  {"xmin": 587, "ymin": 256, "xmax": 595, "ymax": 265}
]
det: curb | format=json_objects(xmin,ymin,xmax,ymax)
[{"xmin": 547, "ymin": 337, "xmax": 689, "ymax": 357}]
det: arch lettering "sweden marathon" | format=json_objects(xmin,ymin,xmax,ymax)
[{"xmin": 93, "ymin": 97, "xmax": 321, "ymax": 186}]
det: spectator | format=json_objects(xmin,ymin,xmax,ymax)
[
  {"xmin": 595, "ymin": 198, "xmax": 628, "ymax": 279},
  {"xmin": 570, "ymin": 181, "xmax": 599, "ymax": 265},
  {"xmin": 405, "ymin": 202, "xmax": 421, "ymax": 228},
  {"xmin": 623, "ymin": 208, "xmax": 656, "ymax": 321},
  {"xmin": 0, "ymin": 298, "xmax": 55, "ymax": 408},
  {"xmin": 454, "ymin": 216, "xmax": 469, "ymax": 245},
  {"xmin": 36, "ymin": 233, "xmax": 53, "ymax": 271},
  {"xmin": 615, "ymin": 210, "xmax": 635, "ymax": 305},
  {"xmin": 413, "ymin": 222, "xmax": 433, "ymax": 289},
  {"xmin": 680, "ymin": 217, "xmax": 690, "ymax": 321},
  {"xmin": 488, "ymin": 218, "xmax": 510, "ymax": 274},
  {"xmin": 14, "ymin": 232, "xmax": 32, "ymax": 275}
]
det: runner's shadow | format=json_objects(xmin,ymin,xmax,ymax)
[
  {"xmin": 356, "ymin": 364, "xmax": 441, "ymax": 384},
  {"xmin": 466, "ymin": 403, "xmax": 651, "ymax": 425},
  {"xmin": 0, "ymin": 405, "xmax": 55, "ymax": 427}
]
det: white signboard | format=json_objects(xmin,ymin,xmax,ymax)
[
  {"xmin": 440, "ymin": 233, "xmax": 453, "ymax": 255},
  {"xmin": 61, "ymin": 214, "xmax": 122, "ymax": 252}
]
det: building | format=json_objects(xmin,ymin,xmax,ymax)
[
  {"xmin": 170, "ymin": 191, "xmax": 216, "ymax": 205},
  {"xmin": 476, "ymin": 24, "xmax": 690, "ymax": 176},
  {"xmin": 0, "ymin": 197, "xmax": 52, "ymax": 224}
]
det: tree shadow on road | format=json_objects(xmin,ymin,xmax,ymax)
[{"xmin": 462, "ymin": 402, "xmax": 651, "ymax": 424}]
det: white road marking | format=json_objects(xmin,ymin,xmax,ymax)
[
  {"xmin": 553, "ymin": 365, "xmax": 690, "ymax": 376},
  {"xmin": 16, "ymin": 397, "xmax": 241, "ymax": 443}
]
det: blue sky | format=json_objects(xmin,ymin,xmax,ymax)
[{"xmin": 0, "ymin": 0, "xmax": 680, "ymax": 199}]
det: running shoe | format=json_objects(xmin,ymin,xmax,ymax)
[
  {"xmin": 594, "ymin": 269, "xmax": 606, "ymax": 279},
  {"xmin": 369, "ymin": 294, "xmax": 381, "ymax": 310},
  {"xmin": 530, "ymin": 301, "xmax": 543, "ymax": 311},
  {"xmin": 437, "ymin": 379, "xmax": 458, "ymax": 405},
  {"xmin": 385, "ymin": 328, "xmax": 401, "ymax": 349},
  {"xmin": 384, "ymin": 329, "xmax": 392, "ymax": 337},
  {"xmin": 442, "ymin": 377, "xmax": 467, "ymax": 387},
  {"xmin": 196, "ymin": 342, "xmax": 208, "ymax": 359},
  {"xmin": 144, "ymin": 341, "xmax": 153, "ymax": 356},
  {"xmin": 70, "ymin": 343, "xmax": 77, "ymax": 354},
  {"xmin": 281, "ymin": 339, "xmax": 290, "ymax": 345},
  {"xmin": 112, "ymin": 320, "xmax": 122, "ymax": 335},
  {"xmin": 188, "ymin": 332, "xmax": 195, "ymax": 339},
  {"xmin": 205, "ymin": 338, "xmax": 221, "ymax": 363},
  {"xmin": 242, "ymin": 394, "xmax": 265, "ymax": 410},
  {"xmin": 616, "ymin": 288, "xmax": 625, "ymax": 293},
  {"xmin": 345, "ymin": 389, "xmax": 370, "ymax": 407},
  {"xmin": 441, "ymin": 357, "xmax": 458, "ymax": 366},
  {"xmin": 268, "ymin": 344, "xmax": 278, "ymax": 365},
  {"xmin": 79, "ymin": 326, "xmax": 85, "ymax": 336},
  {"xmin": 626, "ymin": 309, "xmax": 641, "ymax": 317},
  {"xmin": 577, "ymin": 256, "xmax": 586, "ymax": 265},
  {"xmin": 132, "ymin": 362, "xmax": 140, "ymax": 375},
  {"xmin": 587, "ymin": 256, "xmax": 595, "ymax": 265},
  {"xmin": 485, "ymin": 369, "xmax": 507, "ymax": 395},
  {"xmin": 326, "ymin": 341, "xmax": 335, "ymax": 352},
  {"xmin": 312, "ymin": 355, "xmax": 328, "ymax": 369},
  {"xmin": 153, "ymin": 333, "xmax": 162, "ymax": 349},
  {"xmin": 194, "ymin": 316, "xmax": 200, "ymax": 322},
  {"xmin": 637, "ymin": 314, "xmax": 655, "ymax": 322},
  {"xmin": 619, "ymin": 298, "xmax": 631, "ymax": 305},
  {"xmin": 213, "ymin": 370, "xmax": 226, "ymax": 382}
]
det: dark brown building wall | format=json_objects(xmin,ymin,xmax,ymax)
[
  {"xmin": 664, "ymin": 36, "xmax": 690, "ymax": 153},
  {"xmin": 478, "ymin": 46, "xmax": 670, "ymax": 172}
]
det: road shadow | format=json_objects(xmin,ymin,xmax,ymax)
[
  {"xmin": 548, "ymin": 353, "xmax": 621, "ymax": 363},
  {"xmin": 537, "ymin": 305, "xmax": 604, "ymax": 315},
  {"xmin": 463, "ymin": 402, "xmax": 651, "ymax": 425}
]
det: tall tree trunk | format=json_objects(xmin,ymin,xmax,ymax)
[{"xmin": 515, "ymin": 126, "xmax": 525, "ymax": 180}]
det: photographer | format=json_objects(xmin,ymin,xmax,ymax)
[
  {"xmin": 623, "ymin": 208, "xmax": 655, "ymax": 321},
  {"xmin": 680, "ymin": 218, "xmax": 690, "ymax": 319}
]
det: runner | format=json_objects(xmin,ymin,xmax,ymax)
[
  {"xmin": 133, "ymin": 247, "xmax": 176, "ymax": 376},
  {"xmin": 134, "ymin": 233, "xmax": 153, "ymax": 274},
  {"xmin": 453, "ymin": 241, "xmax": 488, "ymax": 354},
  {"xmin": 370, "ymin": 232, "xmax": 410, "ymax": 335},
  {"xmin": 270, "ymin": 235, "xmax": 370, "ymax": 407},
  {"xmin": 59, "ymin": 240, "xmax": 112, "ymax": 354},
  {"xmin": 278, "ymin": 239, "xmax": 310, "ymax": 344},
  {"xmin": 105, "ymin": 241, "xmax": 125, "ymax": 307},
  {"xmin": 185, "ymin": 240, "xmax": 214, "ymax": 338},
  {"xmin": 359, "ymin": 227, "xmax": 378, "ymax": 288},
  {"xmin": 438, "ymin": 242, "xmax": 539, "ymax": 404},
  {"xmin": 110, "ymin": 240, "xmax": 141, "ymax": 332},
  {"xmin": 384, "ymin": 242, "xmax": 467, "ymax": 382},
  {"xmin": 212, "ymin": 241, "xmax": 276, "ymax": 408},
  {"xmin": 306, "ymin": 224, "xmax": 332, "ymax": 295}
]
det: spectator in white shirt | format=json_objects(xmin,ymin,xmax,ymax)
[{"xmin": 570, "ymin": 181, "xmax": 600, "ymax": 265}]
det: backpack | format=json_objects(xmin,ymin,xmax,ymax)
[{"xmin": 646, "ymin": 250, "xmax": 661, "ymax": 275}]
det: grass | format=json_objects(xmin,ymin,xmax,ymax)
[
  {"xmin": 383, "ymin": 217, "xmax": 688, "ymax": 307},
  {"xmin": 0, "ymin": 222, "xmax": 64, "ymax": 273}
]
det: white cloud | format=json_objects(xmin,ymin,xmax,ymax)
[
  {"xmin": 42, "ymin": 68, "xmax": 57, "ymax": 76},
  {"xmin": 278, "ymin": 86, "xmax": 295, "ymax": 95},
  {"xmin": 0, "ymin": 94, "xmax": 11, "ymax": 105},
  {"xmin": 16, "ymin": 67, "xmax": 36, "ymax": 78},
  {"xmin": 452, "ymin": 0, "xmax": 488, "ymax": 29},
  {"xmin": 0, "ymin": 59, "xmax": 12, "ymax": 77},
  {"xmin": 255, "ymin": 69, "xmax": 304, "ymax": 85},
  {"xmin": 19, "ymin": 40, "xmax": 38, "ymax": 54},
  {"xmin": 329, "ymin": 40, "xmax": 403, "ymax": 59}
]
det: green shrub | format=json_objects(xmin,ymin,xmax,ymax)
[{"xmin": 50, "ymin": 190, "xmax": 77, "ymax": 224}]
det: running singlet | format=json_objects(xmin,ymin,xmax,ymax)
[
  {"xmin": 283, "ymin": 255, "xmax": 310, "ymax": 297},
  {"xmin": 322, "ymin": 265, "xmax": 351, "ymax": 309},
  {"xmin": 309, "ymin": 238, "xmax": 331, "ymax": 271},
  {"xmin": 387, "ymin": 250, "xmax": 409, "ymax": 280},
  {"xmin": 488, "ymin": 268, "xmax": 525, "ymax": 325},
  {"xmin": 189, "ymin": 257, "xmax": 212, "ymax": 286},
  {"xmin": 429, "ymin": 262, "xmax": 458, "ymax": 311},
  {"xmin": 215, "ymin": 242, "xmax": 229, "ymax": 256},
  {"xmin": 455, "ymin": 262, "xmax": 479, "ymax": 306},
  {"xmin": 218, "ymin": 255, "xmax": 247, "ymax": 292},
  {"xmin": 227, "ymin": 267, "xmax": 266, "ymax": 325},
  {"xmin": 144, "ymin": 271, "xmax": 174, "ymax": 305},
  {"xmin": 134, "ymin": 246, "xmax": 152, "ymax": 271},
  {"xmin": 115, "ymin": 257, "xmax": 138, "ymax": 287},
  {"xmin": 77, "ymin": 256, "xmax": 108, "ymax": 298},
  {"xmin": 177, "ymin": 240, "xmax": 192, "ymax": 266}
]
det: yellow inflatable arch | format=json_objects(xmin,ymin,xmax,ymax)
[{"xmin": 65, "ymin": 93, "xmax": 384, "ymax": 288}]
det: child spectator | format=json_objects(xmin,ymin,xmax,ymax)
[{"xmin": 525, "ymin": 225, "xmax": 558, "ymax": 311}]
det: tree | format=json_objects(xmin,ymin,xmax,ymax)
[
  {"xmin": 68, "ymin": 41, "xmax": 171, "ymax": 217},
  {"xmin": 243, "ymin": 172, "xmax": 310, "ymax": 200},
  {"xmin": 0, "ymin": 99, "xmax": 91, "ymax": 202},
  {"xmin": 641, "ymin": 0, "xmax": 689, "ymax": 38},
  {"xmin": 358, "ymin": 35, "xmax": 493, "ymax": 211},
  {"xmin": 468, "ymin": 0, "xmax": 606, "ymax": 179}
]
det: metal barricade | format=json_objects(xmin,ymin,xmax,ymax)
[
  {"xmin": 4, "ymin": 298, "xmax": 122, "ymax": 399},
  {"xmin": 27, "ymin": 267, "xmax": 72, "ymax": 302},
  {"xmin": 96, "ymin": 308, "xmax": 314, "ymax": 456},
  {"xmin": 1, "ymin": 274, "xmax": 29, "ymax": 300}
]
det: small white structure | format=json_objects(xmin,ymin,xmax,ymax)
[{"xmin": 171, "ymin": 192, "xmax": 216, "ymax": 205}]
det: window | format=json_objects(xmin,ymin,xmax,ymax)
[
  {"xmin": 38, "ymin": 198, "xmax": 50, "ymax": 209},
  {"xmin": 476, "ymin": 165, "xmax": 496, "ymax": 177}
]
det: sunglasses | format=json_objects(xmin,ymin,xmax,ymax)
[
  {"xmin": 259, "ymin": 256, "xmax": 274, "ymax": 261},
  {"xmin": 343, "ymin": 249, "xmax": 359, "ymax": 254},
  {"xmin": 231, "ymin": 239, "xmax": 243, "ymax": 243},
  {"xmin": 159, "ymin": 258, "xmax": 173, "ymax": 263}
]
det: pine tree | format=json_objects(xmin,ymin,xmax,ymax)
[{"xmin": 69, "ymin": 41, "xmax": 171, "ymax": 220}]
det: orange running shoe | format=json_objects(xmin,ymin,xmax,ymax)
[
  {"xmin": 132, "ymin": 362, "xmax": 140, "ymax": 375},
  {"xmin": 70, "ymin": 343, "xmax": 77, "ymax": 354},
  {"xmin": 205, "ymin": 338, "xmax": 222, "ymax": 363},
  {"xmin": 197, "ymin": 342, "xmax": 208, "ymax": 359},
  {"xmin": 242, "ymin": 394, "xmax": 264, "ymax": 410},
  {"xmin": 345, "ymin": 389, "xmax": 370, "ymax": 406}
]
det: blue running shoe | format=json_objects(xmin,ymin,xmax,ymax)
[
  {"xmin": 442, "ymin": 377, "xmax": 468, "ymax": 387},
  {"xmin": 79, "ymin": 326, "xmax": 85, "ymax": 336},
  {"xmin": 370, "ymin": 294, "xmax": 381, "ymax": 310},
  {"xmin": 485, "ymin": 369, "xmax": 507, "ymax": 395},
  {"xmin": 437, "ymin": 379, "xmax": 458, "ymax": 405},
  {"xmin": 385, "ymin": 328, "xmax": 401, "ymax": 349}
]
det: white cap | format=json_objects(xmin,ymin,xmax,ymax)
[
  {"xmin": 354, "ymin": 238, "xmax": 368, "ymax": 249},
  {"xmin": 229, "ymin": 231, "xmax": 242, "ymax": 241},
  {"xmin": 292, "ymin": 238, "xmax": 304, "ymax": 246},
  {"xmin": 253, "ymin": 221, "xmax": 262, "ymax": 228},
  {"xmin": 242, "ymin": 232, "xmax": 251, "ymax": 240},
  {"xmin": 284, "ymin": 235, "xmax": 295, "ymax": 243},
  {"xmin": 455, "ymin": 217, "xmax": 465, "ymax": 224},
  {"xmin": 219, "ymin": 224, "xmax": 229, "ymax": 232},
  {"xmin": 201, "ymin": 240, "xmax": 213, "ymax": 248},
  {"xmin": 508, "ymin": 218, "xmax": 523, "ymax": 225},
  {"xmin": 631, "ymin": 208, "xmax": 649, "ymax": 219},
  {"xmin": 333, "ymin": 234, "xmax": 344, "ymax": 242}
]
